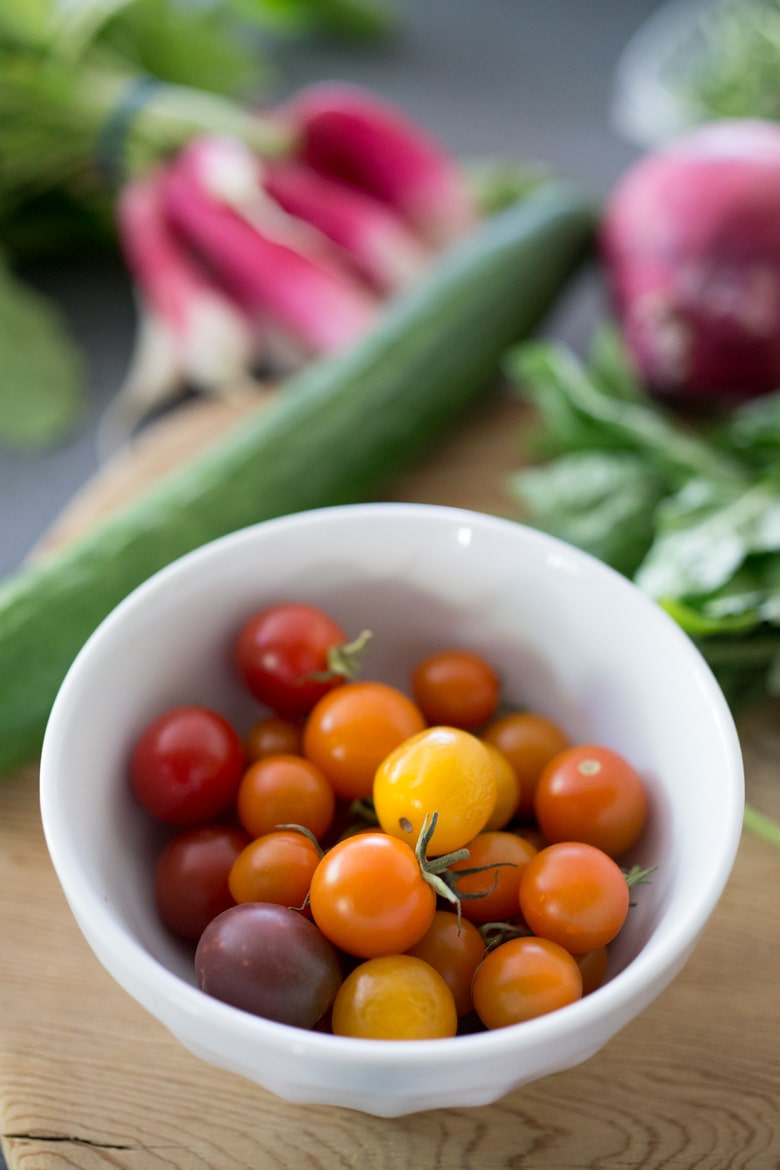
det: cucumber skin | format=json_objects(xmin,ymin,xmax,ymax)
[{"xmin": 0, "ymin": 183, "xmax": 594, "ymax": 777}]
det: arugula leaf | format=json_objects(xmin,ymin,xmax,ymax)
[
  {"xmin": 635, "ymin": 472, "xmax": 780, "ymax": 600},
  {"xmin": 0, "ymin": 257, "xmax": 85, "ymax": 448},
  {"xmin": 506, "ymin": 337, "xmax": 738, "ymax": 485},
  {"xmin": 717, "ymin": 390, "xmax": 780, "ymax": 472},
  {"xmin": 505, "ymin": 331, "xmax": 780, "ymax": 711},
  {"xmin": 509, "ymin": 450, "xmax": 665, "ymax": 577}
]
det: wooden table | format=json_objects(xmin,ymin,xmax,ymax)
[{"xmin": 2, "ymin": 391, "xmax": 779, "ymax": 1169}]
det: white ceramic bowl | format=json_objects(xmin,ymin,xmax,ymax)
[{"xmin": 40, "ymin": 503, "xmax": 744, "ymax": 1117}]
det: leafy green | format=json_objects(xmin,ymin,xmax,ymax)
[
  {"xmin": 505, "ymin": 328, "xmax": 780, "ymax": 710},
  {"xmin": 0, "ymin": 0, "xmax": 395, "ymax": 446},
  {"xmin": 0, "ymin": 255, "xmax": 85, "ymax": 448},
  {"xmin": 675, "ymin": 0, "xmax": 780, "ymax": 124},
  {"xmin": 508, "ymin": 450, "xmax": 666, "ymax": 576},
  {"xmin": 0, "ymin": 0, "xmax": 396, "ymax": 242}
]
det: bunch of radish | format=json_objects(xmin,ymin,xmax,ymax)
[{"xmin": 109, "ymin": 83, "xmax": 477, "ymax": 444}]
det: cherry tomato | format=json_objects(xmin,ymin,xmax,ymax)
[
  {"xmin": 130, "ymin": 705, "xmax": 245, "ymax": 826},
  {"xmin": 450, "ymin": 830, "xmax": 538, "ymax": 924},
  {"xmin": 373, "ymin": 725, "xmax": 497, "ymax": 856},
  {"xmin": 534, "ymin": 744, "xmax": 648, "ymax": 858},
  {"xmin": 309, "ymin": 831, "xmax": 436, "ymax": 958},
  {"xmin": 411, "ymin": 649, "xmax": 500, "ymax": 730},
  {"xmin": 472, "ymin": 936, "xmax": 583, "ymax": 1029},
  {"xmin": 228, "ymin": 829, "xmax": 321, "ymax": 909},
  {"xmin": 236, "ymin": 753, "xmax": 336, "ymax": 842},
  {"xmin": 195, "ymin": 902, "xmax": 342, "ymax": 1028},
  {"xmin": 405, "ymin": 910, "xmax": 485, "ymax": 1017},
  {"xmin": 518, "ymin": 841, "xmax": 630, "ymax": 954},
  {"xmin": 303, "ymin": 681, "xmax": 426, "ymax": 802},
  {"xmin": 576, "ymin": 946, "xmax": 609, "ymax": 995},
  {"xmin": 244, "ymin": 715, "xmax": 302, "ymax": 762},
  {"xmin": 154, "ymin": 823, "xmax": 250, "ymax": 941},
  {"xmin": 482, "ymin": 711, "xmax": 570, "ymax": 816},
  {"xmin": 235, "ymin": 602, "xmax": 350, "ymax": 719},
  {"xmin": 483, "ymin": 743, "xmax": 522, "ymax": 831},
  {"xmin": 331, "ymin": 955, "xmax": 457, "ymax": 1040}
]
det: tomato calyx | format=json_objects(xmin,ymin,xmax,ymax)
[
  {"xmin": 274, "ymin": 823, "xmax": 325, "ymax": 855},
  {"xmin": 307, "ymin": 629, "xmax": 373, "ymax": 683},
  {"xmin": 478, "ymin": 919, "xmax": 532, "ymax": 954},
  {"xmin": 623, "ymin": 863, "xmax": 657, "ymax": 906},
  {"xmin": 413, "ymin": 813, "xmax": 516, "ymax": 928}
]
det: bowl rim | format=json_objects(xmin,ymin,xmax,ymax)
[{"xmin": 39, "ymin": 501, "xmax": 745, "ymax": 1066}]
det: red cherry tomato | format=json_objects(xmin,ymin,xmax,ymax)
[
  {"xmin": 244, "ymin": 715, "xmax": 303, "ymax": 762},
  {"xmin": 228, "ymin": 829, "xmax": 321, "ymax": 910},
  {"xmin": 472, "ymin": 935, "xmax": 583, "ymax": 1029},
  {"xmin": 518, "ymin": 841, "xmax": 630, "ymax": 954},
  {"xmin": 449, "ymin": 830, "xmax": 538, "ymax": 924},
  {"xmin": 236, "ymin": 753, "xmax": 336, "ymax": 842},
  {"xmin": 154, "ymin": 823, "xmax": 250, "ymax": 941},
  {"xmin": 235, "ymin": 603, "xmax": 351, "ymax": 719},
  {"xmin": 534, "ymin": 744, "xmax": 648, "ymax": 858},
  {"xmin": 411, "ymin": 649, "xmax": 500, "ymax": 730},
  {"xmin": 405, "ymin": 909, "xmax": 485, "ymax": 1017},
  {"xmin": 131, "ymin": 705, "xmax": 245, "ymax": 826},
  {"xmin": 576, "ymin": 946, "xmax": 609, "ymax": 995},
  {"xmin": 482, "ymin": 711, "xmax": 570, "ymax": 816}
]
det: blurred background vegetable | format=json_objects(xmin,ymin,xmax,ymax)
[
  {"xmin": 601, "ymin": 118, "xmax": 780, "ymax": 404},
  {"xmin": 506, "ymin": 329, "xmax": 780, "ymax": 711},
  {"xmin": 0, "ymin": 0, "xmax": 397, "ymax": 449},
  {"xmin": 613, "ymin": 0, "xmax": 780, "ymax": 146}
]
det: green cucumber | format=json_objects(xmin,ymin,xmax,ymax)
[{"xmin": 0, "ymin": 182, "xmax": 594, "ymax": 777}]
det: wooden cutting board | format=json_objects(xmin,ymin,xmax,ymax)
[{"xmin": 2, "ymin": 390, "xmax": 779, "ymax": 1170}]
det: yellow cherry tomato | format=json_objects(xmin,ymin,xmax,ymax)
[
  {"xmin": 373, "ymin": 725, "xmax": 497, "ymax": 856},
  {"xmin": 331, "ymin": 954, "xmax": 458, "ymax": 1040},
  {"xmin": 482, "ymin": 742, "xmax": 521, "ymax": 830}
]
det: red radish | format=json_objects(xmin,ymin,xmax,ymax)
[
  {"xmin": 103, "ymin": 171, "xmax": 259, "ymax": 452},
  {"xmin": 263, "ymin": 159, "xmax": 432, "ymax": 292},
  {"xmin": 279, "ymin": 82, "xmax": 478, "ymax": 246},
  {"xmin": 117, "ymin": 171, "xmax": 257, "ymax": 386},
  {"xmin": 160, "ymin": 137, "xmax": 378, "ymax": 357},
  {"xmin": 601, "ymin": 118, "xmax": 780, "ymax": 401}
]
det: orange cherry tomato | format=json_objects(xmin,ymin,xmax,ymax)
[
  {"xmin": 534, "ymin": 743, "xmax": 648, "ymax": 858},
  {"xmin": 309, "ymin": 831, "xmax": 436, "ymax": 958},
  {"xmin": 450, "ymin": 830, "xmax": 538, "ymax": 924},
  {"xmin": 244, "ymin": 715, "xmax": 303, "ymax": 762},
  {"xmin": 405, "ymin": 910, "xmax": 486, "ymax": 1017},
  {"xmin": 519, "ymin": 841, "xmax": 630, "ymax": 954},
  {"xmin": 576, "ymin": 946, "xmax": 609, "ymax": 995},
  {"xmin": 236, "ymin": 753, "xmax": 335, "ymax": 842},
  {"xmin": 472, "ymin": 935, "xmax": 583, "ymax": 1029},
  {"xmin": 411, "ymin": 649, "xmax": 500, "ymax": 730},
  {"xmin": 373, "ymin": 725, "xmax": 497, "ymax": 856},
  {"xmin": 482, "ymin": 711, "xmax": 570, "ymax": 816},
  {"xmin": 482, "ymin": 743, "xmax": 522, "ymax": 830},
  {"xmin": 303, "ymin": 681, "xmax": 426, "ymax": 801},
  {"xmin": 332, "ymin": 954, "xmax": 458, "ymax": 1040},
  {"xmin": 228, "ymin": 829, "xmax": 321, "ymax": 909}
]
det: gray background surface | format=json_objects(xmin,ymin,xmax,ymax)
[{"xmin": 0, "ymin": 0, "xmax": 665, "ymax": 580}]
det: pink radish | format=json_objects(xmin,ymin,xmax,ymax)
[
  {"xmin": 262, "ymin": 159, "xmax": 432, "ymax": 292},
  {"xmin": 160, "ymin": 137, "xmax": 378, "ymax": 357},
  {"xmin": 279, "ymin": 82, "xmax": 477, "ymax": 247}
]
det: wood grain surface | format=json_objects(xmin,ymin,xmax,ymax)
[{"xmin": 2, "ymin": 389, "xmax": 779, "ymax": 1170}]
